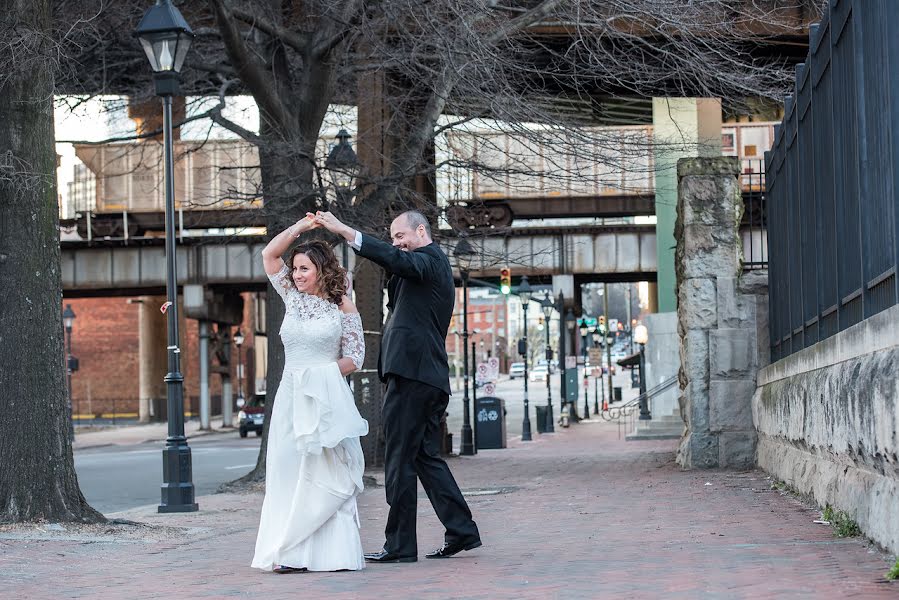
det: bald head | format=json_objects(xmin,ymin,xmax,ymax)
[{"xmin": 390, "ymin": 210, "xmax": 433, "ymax": 251}]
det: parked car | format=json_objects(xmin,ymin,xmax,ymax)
[
  {"xmin": 509, "ymin": 362, "xmax": 526, "ymax": 379},
  {"xmin": 537, "ymin": 359, "xmax": 556, "ymax": 373},
  {"xmin": 529, "ymin": 365, "xmax": 549, "ymax": 382},
  {"xmin": 237, "ymin": 393, "xmax": 265, "ymax": 437}
]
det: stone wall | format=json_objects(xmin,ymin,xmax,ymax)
[
  {"xmin": 674, "ymin": 157, "xmax": 769, "ymax": 469},
  {"xmin": 755, "ymin": 304, "xmax": 899, "ymax": 555}
]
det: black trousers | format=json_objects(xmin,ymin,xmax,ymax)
[{"xmin": 382, "ymin": 375, "xmax": 480, "ymax": 557}]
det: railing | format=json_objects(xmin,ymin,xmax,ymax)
[
  {"xmin": 599, "ymin": 376, "xmax": 678, "ymax": 439},
  {"xmin": 741, "ymin": 159, "xmax": 768, "ymax": 270},
  {"xmin": 766, "ymin": 0, "xmax": 899, "ymax": 362}
]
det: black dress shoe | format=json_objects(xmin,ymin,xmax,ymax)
[
  {"xmin": 425, "ymin": 538, "xmax": 482, "ymax": 559},
  {"xmin": 364, "ymin": 550, "xmax": 417, "ymax": 563},
  {"xmin": 273, "ymin": 565, "xmax": 307, "ymax": 574}
]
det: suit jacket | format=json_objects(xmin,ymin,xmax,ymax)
[{"xmin": 356, "ymin": 233, "xmax": 454, "ymax": 394}]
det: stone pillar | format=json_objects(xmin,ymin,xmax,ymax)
[
  {"xmin": 675, "ymin": 157, "xmax": 766, "ymax": 469},
  {"xmin": 652, "ymin": 98, "xmax": 722, "ymax": 313},
  {"xmin": 138, "ymin": 295, "xmax": 167, "ymax": 423}
]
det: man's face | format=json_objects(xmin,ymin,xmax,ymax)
[{"xmin": 390, "ymin": 215, "xmax": 427, "ymax": 251}]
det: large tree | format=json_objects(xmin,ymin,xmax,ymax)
[{"xmin": 0, "ymin": 0, "xmax": 104, "ymax": 523}]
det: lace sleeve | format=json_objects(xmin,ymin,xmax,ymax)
[
  {"xmin": 340, "ymin": 312, "xmax": 365, "ymax": 370},
  {"xmin": 266, "ymin": 262, "xmax": 295, "ymax": 304}
]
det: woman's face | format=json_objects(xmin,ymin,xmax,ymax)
[{"xmin": 291, "ymin": 253, "xmax": 319, "ymax": 295}]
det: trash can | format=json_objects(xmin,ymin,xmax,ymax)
[
  {"xmin": 535, "ymin": 405, "xmax": 548, "ymax": 434},
  {"xmin": 614, "ymin": 386, "xmax": 622, "ymax": 402},
  {"xmin": 475, "ymin": 397, "xmax": 506, "ymax": 449}
]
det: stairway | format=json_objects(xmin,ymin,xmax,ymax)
[{"xmin": 625, "ymin": 412, "xmax": 684, "ymax": 441}]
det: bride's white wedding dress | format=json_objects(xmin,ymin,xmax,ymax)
[{"xmin": 251, "ymin": 264, "xmax": 369, "ymax": 572}]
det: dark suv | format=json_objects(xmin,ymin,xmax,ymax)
[{"xmin": 238, "ymin": 393, "xmax": 265, "ymax": 438}]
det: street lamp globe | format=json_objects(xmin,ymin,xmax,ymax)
[
  {"xmin": 233, "ymin": 329, "xmax": 244, "ymax": 347},
  {"xmin": 518, "ymin": 275, "xmax": 533, "ymax": 304},
  {"xmin": 565, "ymin": 308, "xmax": 577, "ymax": 333},
  {"xmin": 134, "ymin": 0, "xmax": 194, "ymax": 75},
  {"xmin": 453, "ymin": 236, "xmax": 476, "ymax": 273},
  {"xmin": 324, "ymin": 130, "xmax": 360, "ymax": 200},
  {"xmin": 578, "ymin": 317, "xmax": 589, "ymax": 338},
  {"xmin": 634, "ymin": 324, "xmax": 649, "ymax": 345},
  {"xmin": 591, "ymin": 330, "xmax": 601, "ymax": 346},
  {"xmin": 540, "ymin": 292, "xmax": 554, "ymax": 320},
  {"xmin": 62, "ymin": 304, "xmax": 76, "ymax": 332}
]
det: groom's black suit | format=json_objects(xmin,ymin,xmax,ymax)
[{"xmin": 355, "ymin": 233, "xmax": 480, "ymax": 558}]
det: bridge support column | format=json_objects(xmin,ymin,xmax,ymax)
[
  {"xmin": 198, "ymin": 320, "xmax": 210, "ymax": 430},
  {"xmin": 220, "ymin": 327, "xmax": 233, "ymax": 428},
  {"xmin": 138, "ymin": 295, "xmax": 167, "ymax": 423},
  {"xmin": 652, "ymin": 98, "xmax": 722, "ymax": 313},
  {"xmin": 675, "ymin": 157, "xmax": 766, "ymax": 469}
]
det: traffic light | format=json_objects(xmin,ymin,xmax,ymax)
[
  {"xmin": 598, "ymin": 315, "xmax": 606, "ymax": 332},
  {"xmin": 499, "ymin": 267, "xmax": 511, "ymax": 294}
]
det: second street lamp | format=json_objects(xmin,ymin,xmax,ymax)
[
  {"xmin": 453, "ymin": 237, "xmax": 477, "ymax": 455},
  {"xmin": 134, "ymin": 0, "xmax": 197, "ymax": 513},
  {"xmin": 579, "ymin": 318, "xmax": 590, "ymax": 421},
  {"xmin": 540, "ymin": 293, "xmax": 555, "ymax": 433},
  {"xmin": 62, "ymin": 304, "xmax": 77, "ymax": 442},
  {"xmin": 234, "ymin": 329, "xmax": 245, "ymax": 407},
  {"xmin": 518, "ymin": 275, "xmax": 533, "ymax": 441},
  {"xmin": 634, "ymin": 324, "xmax": 651, "ymax": 420}
]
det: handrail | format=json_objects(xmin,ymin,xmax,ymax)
[{"xmin": 599, "ymin": 376, "xmax": 678, "ymax": 422}]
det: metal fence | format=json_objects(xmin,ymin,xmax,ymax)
[{"xmin": 766, "ymin": 0, "xmax": 899, "ymax": 362}]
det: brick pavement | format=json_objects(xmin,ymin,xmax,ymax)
[{"xmin": 2, "ymin": 420, "xmax": 896, "ymax": 599}]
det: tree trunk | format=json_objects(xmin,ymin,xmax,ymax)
[{"xmin": 0, "ymin": 0, "xmax": 104, "ymax": 523}]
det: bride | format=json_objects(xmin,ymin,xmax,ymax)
[{"xmin": 252, "ymin": 214, "xmax": 369, "ymax": 573}]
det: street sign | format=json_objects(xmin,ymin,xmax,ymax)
[
  {"xmin": 565, "ymin": 356, "xmax": 577, "ymax": 369},
  {"xmin": 476, "ymin": 362, "xmax": 489, "ymax": 383},
  {"xmin": 487, "ymin": 357, "xmax": 500, "ymax": 380},
  {"xmin": 588, "ymin": 348, "xmax": 603, "ymax": 364},
  {"xmin": 484, "ymin": 383, "xmax": 495, "ymax": 395}
]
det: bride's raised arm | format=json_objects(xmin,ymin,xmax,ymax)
[{"xmin": 261, "ymin": 213, "xmax": 318, "ymax": 275}]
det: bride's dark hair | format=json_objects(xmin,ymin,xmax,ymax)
[{"xmin": 287, "ymin": 240, "xmax": 347, "ymax": 305}]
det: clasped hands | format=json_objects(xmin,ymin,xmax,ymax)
[{"xmin": 299, "ymin": 211, "xmax": 348, "ymax": 234}]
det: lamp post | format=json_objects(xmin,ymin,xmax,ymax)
[
  {"xmin": 453, "ymin": 237, "xmax": 477, "ymax": 455},
  {"xmin": 234, "ymin": 329, "xmax": 245, "ymax": 407},
  {"xmin": 518, "ymin": 276, "xmax": 533, "ymax": 441},
  {"xmin": 62, "ymin": 304, "xmax": 77, "ymax": 442},
  {"xmin": 564, "ymin": 307, "xmax": 577, "ymax": 422},
  {"xmin": 634, "ymin": 324, "xmax": 651, "ymax": 420},
  {"xmin": 324, "ymin": 130, "xmax": 360, "ymax": 270},
  {"xmin": 579, "ymin": 318, "xmax": 590, "ymax": 421},
  {"xmin": 590, "ymin": 326, "xmax": 600, "ymax": 414},
  {"xmin": 540, "ymin": 292, "xmax": 555, "ymax": 433},
  {"xmin": 134, "ymin": 0, "xmax": 198, "ymax": 513}
]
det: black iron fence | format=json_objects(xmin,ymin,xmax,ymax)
[
  {"xmin": 740, "ymin": 158, "xmax": 768, "ymax": 270},
  {"xmin": 766, "ymin": 0, "xmax": 899, "ymax": 362}
]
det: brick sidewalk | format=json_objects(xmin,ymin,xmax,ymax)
[{"xmin": 3, "ymin": 421, "xmax": 895, "ymax": 599}]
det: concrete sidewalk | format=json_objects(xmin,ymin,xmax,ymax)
[
  {"xmin": 4, "ymin": 420, "xmax": 896, "ymax": 599},
  {"xmin": 73, "ymin": 416, "xmax": 237, "ymax": 450}
]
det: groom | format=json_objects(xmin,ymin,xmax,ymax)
[{"xmin": 314, "ymin": 209, "xmax": 481, "ymax": 563}]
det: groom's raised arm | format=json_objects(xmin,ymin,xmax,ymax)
[
  {"xmin": 315, "ymin": 211, "xmax": 434, "ymax": 281},
  {"xmin": 356, "ymin": 233, "xmax": 434, "ymax": 281}
]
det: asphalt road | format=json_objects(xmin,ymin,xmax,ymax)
[{"xmin": 74, "ymin": 435, "xmax": 262, "ymax": 514}]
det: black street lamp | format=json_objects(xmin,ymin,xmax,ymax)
[
  {"xmin": 579, "ymin": 317, "xmax": 590, "ymax": 421},
  {"xmin": 540, "ymin": 292, "xmax": 555, "ymax": 433},
  {"xmin": 62, "ymin": 304, "xmax": 77, "ymax": 442},
  {"xmin": 453, "ymin": 237, "xmax": 477, "ymax": 455},
  {"xmin": 634, "ymin": 324, "xmax": 651, "ymax": 420},
  {"xmin": 518, "ymin": 275, "xmax": 533, "ymax": 441},
  {"xmin": 234, "ymin": 329, "xmax": 245, "ymax": 407},
  {"xmin": 564, "ymin": 308, "xmax": 577, "ymax": 422},
  {"xmin": 134, "ymin": 0, "xmax": 197, "ymax": 513},
  {"xmin": 325, "ymin": 130, "xmax": 360, "ymax": 269},
  {"xmin": 590, "ymin": 325, "xmax": 600, "ymax": 414}
]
